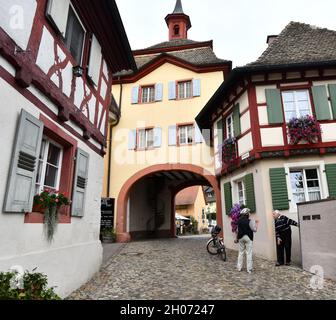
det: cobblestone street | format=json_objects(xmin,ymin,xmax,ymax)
[{"xmin": 69, "ymin": 236, "xmax": 336, "ymax": 300}]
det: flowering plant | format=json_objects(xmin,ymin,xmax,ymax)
[
  {"xmin": 229, "ymin": 203, "xmax": 245, "ymax": 233},
  {"xmin": 221, "ymin": 137, "xmax": 237, "ymax": 164},
  {"xmin": 33, "ymin": 189, "xmax": 71, "ymax": 242},
  {"xmin": 33, "ymin": 189, "xmax": 70, "ymax": 209},
  {"xmin": 287, "ymin": 115, "xmax": 321, "ymax": 145}
]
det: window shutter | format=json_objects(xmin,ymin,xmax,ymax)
[
  {"xmin": 217, "ymin": 119, "xmax": 223, "ymax": 145},
  {"xmin": 328, "ymin": 84, "xmax": 336, "ymax": 120},
  {"xmin": 46, "ymin": 0, "xmax": 70, "ymax": 36},
  {"xmin": 193, "ymin": 79, "xmax": 201, "ymax": 97},
  {"xmin": 244, "ymin": 173, "xmax": 256, "ymax": 213},
  {"xmin": 265, "ymin": 89, "xmax": 284, "ymax": 124},
  {"xmin": 131, "ymin": 86, "xmax": 139, "ymax": 104},
  {"xmin": 233, "ymin": 104, "xmax": 241, "ymax": 137},
  {"xmin": 168, "ymin": 81, "xmax": 176, "ymax": 100},
  {"xmin": 312, "ymin": 86, "xmax": 331, "ymax": 120},
  {"xmin": 155, "ymin": 83, "xmax": 163, "ymax": 102},
  {"xmin": 325, "ymin": 164, "xmax": 336, "ymax": 198},
  {"xmin": 71, "ymin": 149, "xmax": 89, "ymax": 217},
  {"xmin": 194, "ymin": 124, "xmax": 203, "ymax": 144},
  {"xmin": 168, "ymin": 125, "xmax": 177, "ymax": 146},
  {"xmin": 87, "ymin": 35, "xmax": 102, "ymax": 86},
  {"xmin": 128, "ymin": 130, "xmax": 137, "ymax": 150},
  {"xmin": 153, "ymin": 128, "xmax": 162, "ymax": 148},
  {"xmin": 224, "ymin": 182, "xmax": 233, "ymax": 215},
  {"xmin": 3, "ymin": 110, "xmax": 44, "ymax": 213},
  {"xmin": 269, "ymin": 168, "xmax": 289, "ymax": 210}
]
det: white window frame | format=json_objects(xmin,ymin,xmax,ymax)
[
  {"xmin": 178, "ymin": 125, "xmax": 194, "ymax": 145},
  {"xmin": 35, "ymin": 137, "xmax": 63, "ymax": 195},
  {"xmin": 285, "ymin": 161, "xmax": 328, "ymax": 213},
  {"xmin": 64, "ymin": 3, "xmax": 86, "ymax": 65},
  {"xmin": 226, "ymin": 113, "xmax": 234, "ymax": 139},
  {"xmin": 281, "ymin": 89, "xmax": 312, "ymax": 122},
  {"xmin": 236, "ymin": 180, "xmax": 246, "ymax": 207},
  {"xmin": 141, "ymin": 86, "xmax": 155, "ymax": 104},
  {"xmin": 177, "ymin": 81, "xmax": 192, "ymax": 100},
  {"xmin": 137, "ymin": 128, "xmax": 154, "ymax": 150}
]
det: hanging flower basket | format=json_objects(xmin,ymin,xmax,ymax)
[
  {"xmin": 221, "ymin": 137, "xmax": 237, "ymax": 164},
  {"xmin": 287, "ymin": 115, "xmax": 322, "ymax": 145},
  {"xmin": 33, "ymin": 189, "xmax": 71, "ymax": 242}
]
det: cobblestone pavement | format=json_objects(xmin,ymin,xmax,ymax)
[{"xmin": 69, "ymin": 237, "xmax": 336, "ymax": 300}]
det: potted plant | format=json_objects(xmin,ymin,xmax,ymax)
[
  {"xmin": 101, "ymin": 227, "xmax": 116, "ymax": 243},
  {"xmin": 33, "ymin": 189, "xmax": 71, "ymax": 242},
  {"xmin": 221, "ymin": 137, "xmax": 237, "ymax": 164},
  {"xmin": 287, "ymin": 115, "xmax": 322, "ymax": 145}
]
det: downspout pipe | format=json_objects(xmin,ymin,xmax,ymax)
[{"xmin": 106, "ymin": 76, "xmax": 123, "ymax": 197}]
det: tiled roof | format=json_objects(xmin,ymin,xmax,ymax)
[
  {"xmin": 145, "ymin": 39, "xmax": 200, "ymax": 50},
  {"xmin": 134, "ymin": 46, "xmax": 229, "ymax": 69},
  {"xmin": 249, "ymin": 22, "xmax": 336, "ymax": 67},
  {"xmin": 175, "ymin": 186, "xmax": 200, "ymax": 206}
]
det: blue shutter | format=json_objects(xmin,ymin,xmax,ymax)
[
  {"xmin": 131, "ymin": 86, "xmax": 139, "ymax": 104},
  {"xmin": 155, "ymin": 83, "xmax": 163, "ymax": 101},
  {"xmin": 128, "ymin": 130, "xmax": 137, "ymax": 150},
  {"xmin": 194, "ymin": 124, "xmax": 203, "ymax": 144},
  {"xmin": 193, "ymin": 79, "xmax": 201, "ymax": 97},
  {"xmin": 154, "ymin": 128, "xmax": 162, "ymax": 148},
  {"xmin": 168, "ymin": 82, "xmax": 176, "ymax": 100},
  {"xmin": 168, "ymin": 125, "xmax": 177, "ymax": 146}
]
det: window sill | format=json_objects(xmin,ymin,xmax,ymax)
[
  {"xmin": 138, "ymin": 101, "xmax": 157, "ymax": 105},
  {"xmin": 24, "ymin": 208, "xmax": 71, "ymax": 224},
  {"xmin": 176, "ymin": 97, "xmax": 194, "ymax": 101},
  {"xmin": 136, "ymin": 147, "xmax": 157, "ymax": 152}
]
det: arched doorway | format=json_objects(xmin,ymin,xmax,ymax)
[{"xmin": 116, "ymin": 164, "xmax": 223, "ymax": 242}]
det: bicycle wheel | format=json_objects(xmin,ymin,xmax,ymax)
[
  {"xmin": 220, "ymin": 247, "xmax": 227, "ymax": 261},
  {"xmin": 207, "ymin": 239, "xmax": 218, "ymax": 255}
]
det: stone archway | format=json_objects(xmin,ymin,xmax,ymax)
[{"xmin": 116, "ymin": 164, "xmax": 223, "ymax": 242}]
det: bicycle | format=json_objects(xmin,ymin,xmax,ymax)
[{"xmin": 206, "ymin": 225, "xmax": 227, "ymax": 261}]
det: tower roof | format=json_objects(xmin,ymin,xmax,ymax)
[{"xmin": 173, "ymin": 0, "xmax": 184, "ymax": 14}]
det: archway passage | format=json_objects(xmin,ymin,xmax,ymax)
[{"xmin": 116, "ymin": 164, "xmax": 223, "ymax": 242}]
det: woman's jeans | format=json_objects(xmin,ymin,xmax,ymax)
[{"xmin": 237, "ymin": 235, "xmax": 253, "ymax": 272}]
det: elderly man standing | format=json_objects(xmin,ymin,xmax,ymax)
[{"xmin": 272, "ymin": 210, "xmax": 299, "ymax": 266}]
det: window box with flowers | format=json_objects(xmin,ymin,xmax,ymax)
[
  {"xmin": 221, "ymin": 137, "xmax": 237, "ymax": 165},
  {"xmin": 287, "ymin": 115, "xmax": 322, "ymax": 145},
  {"xmin": 33, "ymin": 189, "xmax": 71, "ymax": 242}
]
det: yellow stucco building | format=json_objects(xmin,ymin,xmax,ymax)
[{"xmin": 103, "ymin": 0, "xmax": 231, "ymax": 242}]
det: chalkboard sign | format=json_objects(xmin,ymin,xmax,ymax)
[{"xmin": 100, "ymin": 198, "xmax": 115, "ymax": 229}]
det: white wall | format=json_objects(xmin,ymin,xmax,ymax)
[
  {"xmin": 0, "ymin": 0, "xmax": 37, "ymax": 50},
  {"xmin": 0, "ymin": 78, "xmax": 104, "ymax": 298}
]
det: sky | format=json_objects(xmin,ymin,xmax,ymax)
[{"xmin": 115, "ymin": 0, "xmax": 336, "ymax": 67}]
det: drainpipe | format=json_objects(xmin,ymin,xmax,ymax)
[{"xmin": 106, "ymin": 77, "xmax": 123, "ymax": 197}]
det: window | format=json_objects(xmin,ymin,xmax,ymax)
[
  {"xmin": 226, "ymin": 113, "xmax": 234, "ymax": 139},
  {"xmin": 174, "ymin": 25, "xmax": 180, "ymax": 36},
  {"xmin": 138, "ymin": 128, "xmax": 154, "ymax": 150},
  {"xmin": 65, "ymin": 6, "xmax": 85, "ymax": 64},
  {"xmin": 282, "ymin": 90, "xmax": 312, "ymax": 122},
  {"xmin": 35, "ymin": 138, "xmax": 63, "ymax": 195},
  {"xmin": 237, "ymin": 180, "xmax": 246, "ymax": 206},
  {"xmin": 178, "ymin": 125, "xmax": 194, "ymax": 145},
  {"xmin": 141, "ymin": 86, "xmax": 155, "ymax": 103},
  {"xmin": 177, "ymin": 81, "xmax": 192, "ymax": 99},
  {"xmin": 290, "ymin": 168, "xmax": 321, "ymax": 205}
]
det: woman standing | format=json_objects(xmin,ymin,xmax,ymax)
[{"xmin": 237, "ymin": 208, "xmax": 259, "ymax": 274}]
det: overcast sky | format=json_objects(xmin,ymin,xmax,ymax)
[{"xmin": 116, "ymin": 0, "xmax": 336, "ymax": 67}]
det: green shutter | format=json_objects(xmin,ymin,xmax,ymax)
[
  {"xmin": 224, "ymin": 182, "xmax": 233, "ymax": 215},
  {"xmin": 217, "ymin": 118, "xmax": 223, "ymax": 145},
  {"xmin": 328, "ymin": 84, "xmax": 336, "ymax": 120},
  {"xmin": 265, "ymin": 89, "xmax": 284, "ymax": 124},
  {"xmin": 233, "ymin": 103, "xmax": 241, "ymax": 137},
  {"xmin": 244, "ymin": 173, "xmax": 256, "ymax": 213},
  {"xmin": 325, "ymin": 164, "xmax": 336, "ymax": 198},
  {"xmin": 269, "ymin": 168, "xmax": 289, "ymax": 210},
  {"xmin": 312, "ymin": 86, "xmax": 331, "ymax": 120}
]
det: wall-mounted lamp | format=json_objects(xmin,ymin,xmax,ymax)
[{"xmin": 73, "ymin": 66, "xmax": 84, "ymax": 78}]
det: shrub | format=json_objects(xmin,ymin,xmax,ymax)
[{"xmin": 0, "ymin": 268, "xmax": 61, "ymax": 300}]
